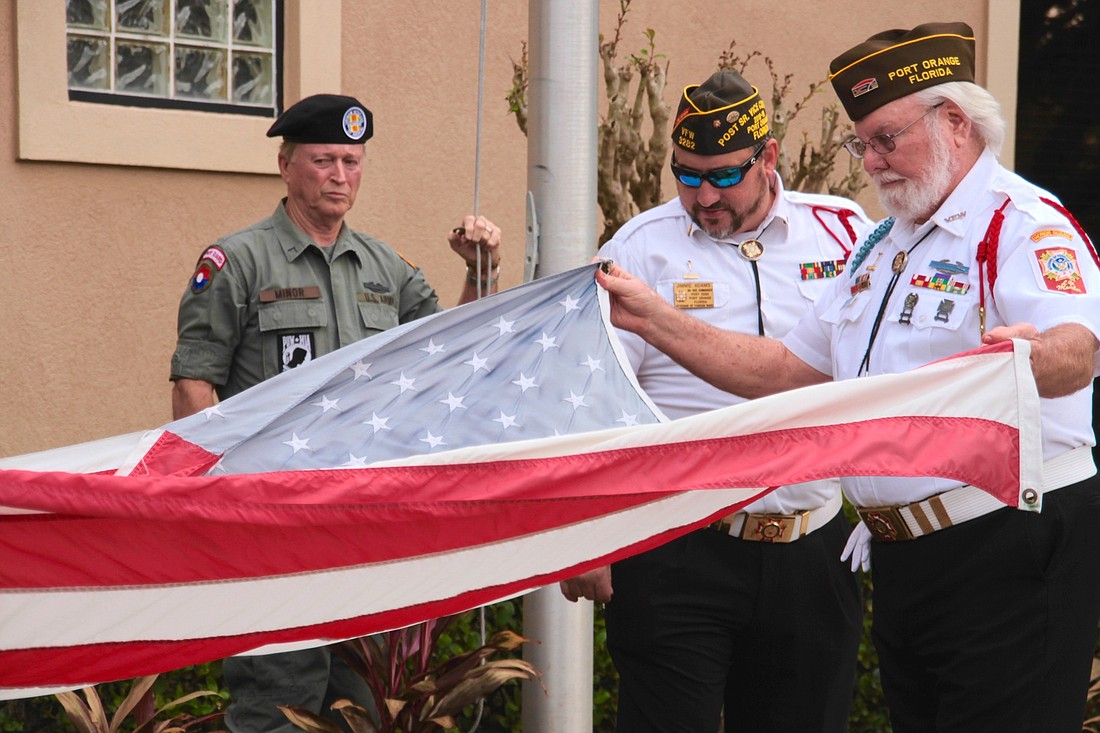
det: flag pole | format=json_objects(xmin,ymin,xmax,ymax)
[{"xmin": 522, "ymin": 1, "xmax": 600, "ymax": 731}]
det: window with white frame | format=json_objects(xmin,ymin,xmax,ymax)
[{"xmin": 65, "ymin": 0, "xmax": 280, "ymax": 115}]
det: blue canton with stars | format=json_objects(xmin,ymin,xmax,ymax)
[{"xmin": 166, "ymin": 265, "xmax": 666, "ymax": 474}]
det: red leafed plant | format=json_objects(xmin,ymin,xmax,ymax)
[
  {"xmin": 278, "ymin": 615, "xmax": 542, "ymax": 733},
  {"xmin": 55, "ymin": 674, "xmax": 225, "ymax": 733}
]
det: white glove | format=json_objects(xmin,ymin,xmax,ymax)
[{"xmin": 841, "ymin": 521, "xmax": 872, "ymax": 573}]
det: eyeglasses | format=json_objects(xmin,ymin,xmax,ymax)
[
  {"xmin": 670, "ymin": 139, "xmax": 768, "ymax": 189},
  {"xmin": 843, "ymin": 103, "xmax": 944, "ymax": 159}
]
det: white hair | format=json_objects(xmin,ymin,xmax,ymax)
[{"xmin": 912, "ymin": 82, "xmax": 1006, "ymax": 156}]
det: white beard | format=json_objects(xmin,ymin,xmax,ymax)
[{"xmin": 873, "ymin": 120, "xmax": 954, "ymax": 223}]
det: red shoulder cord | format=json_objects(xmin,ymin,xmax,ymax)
[
  {"xmin": 811, "ymin": 205, "xmax": 859, "ymax": 256},
  {"xmin": 975, "ymin": 199, "xmax": 1010, "ymax": 336},
  {"xmin": 975, "ymin": 197, "xmax": 1098, "ymax": 336},
  {"xmin": 1040, "ymin": 197, "xmax": 1100, "ymax": 269}
]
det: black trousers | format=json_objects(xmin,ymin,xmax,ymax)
[
  {"xmin": 606, "ymin": 512, "xmax": 863, "ymax": 733},
  {"xmin": 872, "ymin": 475, "xmax": 1100, "ymax": 733}
]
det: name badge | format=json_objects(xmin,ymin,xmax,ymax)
[
  {"xmin": 673, "ymin": 281, "xmax": 714, "ymax": 309},
  {"xmin": 260, "ymin": 286, "xmax": 322, "ymax": 302}
]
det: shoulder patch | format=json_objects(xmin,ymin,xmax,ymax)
[
  {"xmin": 200, "ymin": 245, "xmax": 227, "ymax": 270},
  {"xmin": 1033, "ymin": 247, "xmax": 1086, "ymax": 294},
  {"xmin": 396, "ymin": 250, "xmax": 419, "ymax": 270},
  {"xmin": 1030, "ymin": 229, "xmax": 1074, "ymax": 243},
  {"xmin": 189, "ymin": 245, "xmax": 227, "ymax": 294}
]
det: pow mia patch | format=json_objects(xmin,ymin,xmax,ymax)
[{"xmin": 282, "ymin": 334, "xmax": 315, "ymax": 372}]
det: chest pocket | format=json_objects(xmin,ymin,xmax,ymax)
[
  {"xmin": 819, "ymin": 285, "xmax": 874, "ymax": 327},
  {"xmin": 358, "ymin": 299, "xmax": 400, "ymax": 335},
  {"xmin": 898, "ymin": 285, "xmax": 974, "ymax": 333},
  {"xmin": 656, "ymin": 279, "xmax": 733, "ymax": 325},
  {"xmin": 258, "ymin": 300, "xmax": 328, "ymax": 379}
]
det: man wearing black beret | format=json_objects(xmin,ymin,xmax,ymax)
[
  {"xmin": 595, "ymin": 22, "xmax": 1100, "ymax": 733},
  {"xmin": 169, "ymin": 93, "xmax": 503, "ymax": 733}
]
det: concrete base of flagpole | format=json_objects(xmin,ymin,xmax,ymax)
[{"xmin": 521, "ymin": 586, "xmax": 594, "ymax": 732}]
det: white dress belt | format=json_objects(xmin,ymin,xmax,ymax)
[
  {"xmin": 855, "ymin": 445, "xmax": 1095, "ymax": 542},
  {"xmin": 711, "ymin": 490, "xmax": 844, "ymax": 543}
]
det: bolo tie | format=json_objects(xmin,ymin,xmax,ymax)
[
  {"xmin": 733, "ymin": 220, "xmax": 774, "ymax": 336},
  {"xmin": 856, "ymin": 225, "xmax": 938, "ymax": 376}
]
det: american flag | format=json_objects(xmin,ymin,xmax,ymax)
[
  {"xmin": 0, "ymin": 265, "xmax": 1042, "ymax": 697},
  {"xmin": 123, "ymin": 264, "xmax": 667, "ymax": 478}
]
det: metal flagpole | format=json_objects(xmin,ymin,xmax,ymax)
[{"xmin": 522, "ymin": 1, "xmax": 600, "ymax": 731}]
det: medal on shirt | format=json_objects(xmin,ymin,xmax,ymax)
[
  {"xmin": 739, "ymin": 239, "xmax": 764, "ymax": 261},
  {"xmin": 892, "ymin": 251, "xmax": 908, "ymax": 273}
]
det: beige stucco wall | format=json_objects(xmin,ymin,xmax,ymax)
[{"xmin": 0, "ymin": 0, "xmax": 997, "ymax": 457}]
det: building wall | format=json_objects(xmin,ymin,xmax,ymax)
[{"xmin": 0, "ymin": 0, "xmax": 994, "ymax": 456}]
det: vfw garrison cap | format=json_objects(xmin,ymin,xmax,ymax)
[
  {"xmin": 829, "ymin": 21, "xmax": 976, "ymax": 120},
  {"xmin": 266, "ymin": 93, "xmax": 373, "ymax": 143},
  {"xmin": 671, "ymin": 70, "xmax": 770, "ymax": 156}
]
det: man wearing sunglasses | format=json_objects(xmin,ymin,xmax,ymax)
[
  {"xmin": 559, "ymin": 70, "xmax": 872, "ymax": 733},
  {"xmin": 595, "ymin": 23, "xmax": 1100, "ymax": 733},
  {"xmin": 169, "ymin": 93, "xmax": 502, "ymax": 733}
]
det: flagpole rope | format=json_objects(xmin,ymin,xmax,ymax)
[
  {"xmin": 468, "ymin": 2, "xmax": 490, "ymax": 730},
  {"xmin": 472, "ymin": 0, "xmax": 489, "ymax": 301}
]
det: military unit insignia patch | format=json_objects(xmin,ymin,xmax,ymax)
[{"xmin": 1034, "ymin": 247, "xmax": 1086, "ymax": 294}]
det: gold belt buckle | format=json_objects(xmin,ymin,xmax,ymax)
[
  {"xmin": 856, "ymin": 506, "xmax": 915, "ymax": 542},
  {"xmin": 740, "ymin": 511, "xmax": 807, "ymax": 543}
]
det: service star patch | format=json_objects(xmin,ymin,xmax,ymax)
[{"xmin": 1034, "ymin": 247, "xmax": 1086, "ymax": 294}]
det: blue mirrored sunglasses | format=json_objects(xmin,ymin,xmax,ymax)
[{"xmin": 670, "ymin": 139, "xmax": 768, "ymax": 189}]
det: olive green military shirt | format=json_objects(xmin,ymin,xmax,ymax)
[{"xmin": 171, "ymin": 201, "xmax": 442, "ymax": 400}]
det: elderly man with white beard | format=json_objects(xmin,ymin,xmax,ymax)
[{"xmin": 595, "ymin": 21, "xmax": 1100, "ymax": 733}]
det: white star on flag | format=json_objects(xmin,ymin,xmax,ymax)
[
  {"xmin": 559, "ymin": 294, "xmax": 580, "ymax": 312},
  {"xmin": 464, "ymin": 353, "xmax": 490, "ymax": 373},
  {"xmin": 536, "ymin": 333, "xmax": 558, "ymax": 352},
  {"xmin": 582, "ymin": 356, "xmax": 604, "ymax": 373},
  {"xmin": 491, "ymin": 316, "xmax": 516, "ymax": 336},
  {"xmin": 564, "ymin": 391, "xmax": 588, "ymax": 410},
  {"xmin": 283, "ymin": 433, "xmax": 310, "ymax": 453},
  {"xmin": 311, "ymin": 395, "xmax": 341, "ymax": 413},
  {"xmin": 420, "ymin": 431, "xmax": 446, "ymax": 449},
  {"xmin": 201, "ymin": 406, "xmax": 224, "ymax": 420},
  {"xmin": 420, "ymin": 340, "xmax": 445, "ymax": 356},
  {"xmin": 390, "ymin": 373, "xmax": 418, "ymax": 393},
  {"xmin": 440, "ymin": 393, "xmax": 467, "ymax": 412},
  {"xmin": 617, "ymin": 410, "xmax": 639, "ymax": 426},
  {"xmin": 512, "ymin": 373, "xmax": 538, "ymax": 392},
  {"xmin": 364, "ymin": 413, "xmax": 391, "ymax": 433},
  {"xmin": 493, "ymin": 412, "xmax": 520, "ymax": 429}
]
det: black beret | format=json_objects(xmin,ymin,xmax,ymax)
[
  {"xmin": 829, "ymin": 22, "xmax": 976, "ymax": 121},
  {"xmin": 266, "ymin": 94, "xmax": 373, "ymax": 144},
  {"xmin": 671, "ymin": 70, "xmax": 770, "ymax": 156}
]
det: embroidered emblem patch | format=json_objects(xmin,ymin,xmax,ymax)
[
  {"xmin": 800, "ymin": 259, "xmax": 847, "ymax": 280},
  {"xmin": 189, "ymin": 246, "xmax": 227, "ymax": 294},
  {"xmin": 1034, "ymin": 247, "xmax": 1086, "ymax": 294},
  {"xmin": 1030, "ymin": 229, "xmax": 1073, "ymax": 243},
  {"xmin": 342, "ymin": 106, "xmax": 368, "ymax": 140},
  {"xmin": 281, "ymin": 334, "xmax": 315, "ymax": 371},
  {"xmin": 191, "ymin": 262, "xmax": 214, "ymax": 293},
  {"xmin": 201, "ymin": 246, "xmax": 227, "ymax": 270}
]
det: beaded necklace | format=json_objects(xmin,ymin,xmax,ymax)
[{"xmin": 848, "ymin": 217, "xmax": 896, "ymax": 275}]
